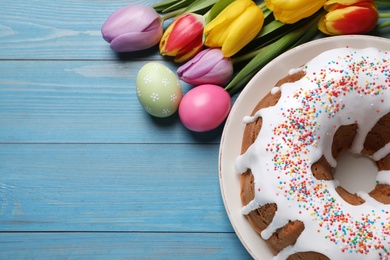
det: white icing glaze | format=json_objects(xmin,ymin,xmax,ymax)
[
  {"xmin": 373, "ymin": 143, "xmax": 390, "ymax": 161},
  {"xmin": 377, "ymin": 170, "xmax": 390, "ymax": 185},
  {"xmin": 288, "ymin": 67, "xmax": 304, "ymax": 75},
  {"xmin": 271, "ymin": 86, "xmax": 281, "ymax": 95},
  {"xmin": 235, "ymin": 47, "xmax": 390, "ymax": 259}
]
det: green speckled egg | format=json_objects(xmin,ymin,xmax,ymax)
[{"xmin": 136, "ymin": 62, "xmax": 182, "ymax": 118}]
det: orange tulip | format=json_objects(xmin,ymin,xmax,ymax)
[{"xmin": 318, "ymin": 0, "xmax": 379, "ymax": 35}]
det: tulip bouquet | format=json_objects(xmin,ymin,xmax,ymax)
[{"xmin": 102, "ymin": 0, "xmax": 387, "ymax": 132}]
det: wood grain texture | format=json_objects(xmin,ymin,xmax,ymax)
[
  {"xmin": 0, "ymin": 0, "xmax": 164, "ymax": 60},
  {"xmin": 0, "ymin": 233, "xmax": 252, "ymax": 259},
  {"xmin": 0, "ymin": 144, "xmax": 231, "ymax": 232},
  {"xmin": 0, "ymin": 0, "xmax": 248, "ymax": 258},
  {"xmin": 8, "ymin": 0, "xmax": 390, "ymax": 259},
  {"xmin": 0, "ymin": 60, "xmax": 224, "ymax": 144}
]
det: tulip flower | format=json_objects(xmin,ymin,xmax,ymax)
[
  {"xmin": 177, "ymin": 48, "xmax": 233, "ymax": 86},
  {"xmin": 265, "ymin": 0, "xmax": 326, "ymax": 24},
  {"xmin": 159, "ymin": 13, "xmax": 205, "ymax": 63},
  {"xmin": 101, "ymin": 5, "xmax": 163, "ymax": 52},
  {"xmin": 203, "ymin": 0, "xmax": 264, "ymax": 57},
  {"xmin": 318, "ymin": 0, "xmax": 379, "ymax": 35}
]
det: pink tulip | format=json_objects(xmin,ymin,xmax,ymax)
[
  {"xmin": 101, "ymin": 5, "xmax": 163, "ymax": 52},
  {"xmin": 177, "ymin": 48, "xmax": 233, "ymax": 86},
  {"xmin": 159, "ymin": 13, "xmax": 205, "ymax": 63}
]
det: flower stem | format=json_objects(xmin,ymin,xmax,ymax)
[
  {"xmin": 375, "ymin": 0, "xmax": 390, "ymax": 4},
  {"xmin": 378, "ymin": 19, "xmax": 390, "ymax": 28},
  {"xmin": 231, "ymin": 47, "xmax": 263, "ymax": 64},
  {"xmin": 258, "ymin": 2, "xmax": 266, "ymax": 9},
  {"xmin": 160, "ymin": 8, "xmax": 186, "ymax": 20},
  {"xmin": 225, "ymin": 11, "xmax": 322, "ymax": 95},
  {"xmin": 379, "ymin": 13, "xmax": 390, "ymax": 18}
]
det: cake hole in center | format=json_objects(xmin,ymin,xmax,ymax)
[{"xmin": 333, "ymin": 151, "xmax": 377, "ymax": 194}]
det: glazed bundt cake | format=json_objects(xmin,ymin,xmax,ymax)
[{"xmin": 235, "ymin": 47, "xmax": 390, "ymax": 259}]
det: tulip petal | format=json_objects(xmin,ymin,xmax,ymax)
[
  {"xmin": 177, "ymin": 48, "xmax": 233, "ymax": 85},
  {"xmin": 159, "ymin": 13, "xmax": 205, "ymax": 62},
  {"xmin": 165, "ymin": 14, "xmax": 204, "ymax": 53},
  {"xmin": 271, "ymin": 0, "xmax": 326, "ymax": 24},
  {"xmin": 110, "ymin": 29, "xmax": 162, "ymax": 52},
  {"xmin": 222, "ymin": 6, "xmax": 264, "ymax": 57},
  {"xmin": 266, "ymin": 0, "xmax": 320, "ymax": 10},
  {"xmin": 159, "ymin": 22, "xmax": 174, "ymax": 53},
  {"xmin": 177, "ymin": 50, "xmax": 207, "ymax": 77},
  {"xmin": 174, "ymin": 44, "xmax": 204, "ymax": 63},
  {"xmin": 189, "ymin": 49, "xmax": 225, "ymax": 74},
  {"xmin": 266, "ymin": 0, "xmax": 326, "ymax": 23},
  {"xmin": 195, "ymin": 59, "xmax": 233, "ymax": 85},
  {"xmin": 177, "ymin": 51, "xmax": 213, "ymax": 78},
  {"xmin": 204, "ymin": 0, "xmax": 251, "ymax": 47},
  {"xmin": 322, "ymin": 3, "xmax": 378, "ymax": 35},
  {"xmin": 318, "ymin": 15, "xmax": 333, "ymax": 34},
  {"xmin": 102, "ymin": 5, "xmax": 162, "ymax": 42},
  {"xmin": 178, "ymin": 49, "xmax": 222, "ymax": 78},
  {"xmin": 179, "ymin": 59, "xmax": 233, "ymax": 85},
  {"xmin": 324, "ymin": 0, "xmax": 371, "ymax": 9}
]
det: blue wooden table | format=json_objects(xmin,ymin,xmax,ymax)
[
  {"xmin": 0, "ymin": 0, "xmax": 251, "ymax": 259},
  {"xmin": 1, "ymin": 1, "xmax": 390, "ymax": 259}
]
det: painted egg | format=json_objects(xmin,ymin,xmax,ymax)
[
  {"xmin": 136, "ymin": 62, "xmax": 182, "ymax": 117},
  {"xmin": 179, "ymin": 84, "xmax": 231, "ymax": 132}
]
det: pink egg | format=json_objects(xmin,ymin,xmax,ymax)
[{"xmin": 179, "ymin": 84, "xmax": 231, "ymax": 132}]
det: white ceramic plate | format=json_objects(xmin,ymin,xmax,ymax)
[{"xmin": 218, "ymin": 35, "xmax": 390, "ymax": 259}]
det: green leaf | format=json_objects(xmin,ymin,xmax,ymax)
[
  {"xmin": 259, "ymin": 20, "xmax": 285, "ymax": 36},
  {"xmin": 161, "ymin": 0, "xmax": 195, "ymax": 12},
  {"xmin": 377, "ymin": 19, "xmax": 390, "ymax": 29},
  {"xmin": 290, "ymin": 17, "xmax": 320, "ymax": 49},
  {"xmin": 183, "ymin": 0, "xmax": 218, "ymax": 15},
  {"xmin": 262, "ymin": 9, "xmax": 274, "ymax": 24},
  {"xmin": 375, "ymin": 0, "xmax": 390, "ymax": 4},
  {"xmin": 205, "ymin": 0, "xmax": 235, "ymax": 24},
  {"xmin": 225, "ymin": 12, "xmax": 322, "ymax": 95},
  {"xmin": 153, "ymin": 0, "xmax": 183, "ymax": 11},
  {"xmin": 234, "ymin": 12, "xmax": 319, "ymax": 57},
  {"xmin": 225, "ymin": 35, "xmax": 295, "ymax": 95},
  {"xmin": 235, "ymin": 21, "xmax": 297, "ymax": 56}
]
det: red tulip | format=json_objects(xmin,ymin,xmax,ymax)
[
  {"xmin": 318, "ymin": 0, "xmax": 379, "ymax": 35},
  {"xmin": 159, "ymin": 13, "xmax": 205, "ymax": 62}
]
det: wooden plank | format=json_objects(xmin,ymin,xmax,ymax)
[
  {"xmin": 2, "ymin": 0, "xmax": 390, "ymax": 61},
  {"xmin": 0, "ymin": 143, "xmax": 234, "ymax": 232},
  {"xmin": 0, "ymin": 0, "xmax": 167, "ymax": 60},
  {"xmin": 0, "ymin": 232, "xmax": 251, "ymax": 259},
  {"xmin": 0, "ymin": 60, "xmax": 227, "ymax": 144}
]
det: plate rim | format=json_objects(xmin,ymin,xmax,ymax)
[{"xmin": 218, "ymin": 35, "xmax": 390, "ymax": 260}]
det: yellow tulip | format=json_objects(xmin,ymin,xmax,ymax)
[
  {"xmin": 265, "ymin": 0, "xmax": 326, "ymax": 24},
  {"xmin": 324, "ymin": 0, "xmax": 363, "ymax": 5},
  {"xmin": 203, "ymin": 0, "xmax": 264, "ymax": 57}
]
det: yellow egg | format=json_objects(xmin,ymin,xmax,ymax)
[{"xmin": 136, "ymin": 62, "xmax": 182, "ymax": 118}]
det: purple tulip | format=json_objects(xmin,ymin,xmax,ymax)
[
  {"xmin": 101, "ymin": 5, "xmax": 163, "ymax": 52},
  {"xmin": 177, "ymin": 48, "xmax": 233, "ymax": 86}
]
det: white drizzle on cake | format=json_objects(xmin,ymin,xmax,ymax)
[{"xmin": 235, "ymin": 47, "xmax": 390, "ymax": 259}]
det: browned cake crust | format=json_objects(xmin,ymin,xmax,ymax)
[{"xmin": 239, "ymin": 71, "xmax": 390, "ymax": 259}]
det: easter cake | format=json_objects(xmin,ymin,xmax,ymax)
[{"xmin": 235, "ymin": 47, "xmax": 390, "ymax": 259}]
